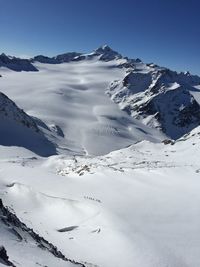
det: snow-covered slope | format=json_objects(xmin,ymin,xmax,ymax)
[
  {"xmin": 107, "ymin": 63, "xmax": 200, "ymax": 139},
  {"xmin": 0, "ymin": 198, "xmax": 84, "ymax": 267},
  {"xmin": 0, "ymin": 126, "xmax": 200, "ymax": 267},
  {"xmin": 0, "ymin": 91, "xmax": 56, "ymax": 156},
  {"xmin": 1, "ymin": 46, "xmax": 200, "ymax": 267},
  {"xmin": 0, "ymin": 53, "xmax": 38, "ymax": 72},
  {"xmin": 27, "ymin": 45, "xmax": 200, "ymax": 140},
  {"xmin": 0, "ymin": 55, "xmax": 164, "ymax": 156}
]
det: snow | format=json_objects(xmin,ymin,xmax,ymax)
[
  {"xmin": 0, "ymin": 130, "xmax": 200, "ymax": 266},
  {"xmin": 0, "ymin": 47, "xmax": 200, "ymax": 267},
  {"xmin": 0, "ymin": 220, "xmax": 77, "ymax": 267},
  {"xmin": 0, "ymin": 58, "xmax": 164, "ymax": 156},
  {"xmin": 0, "ymin": 92, "xmax": 56, "ymax": 156},
  {"xmin": 107, "ymin": 67, "xmax": 200, "ymax": 139}
]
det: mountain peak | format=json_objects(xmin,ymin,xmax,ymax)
[
  {"xmin": 0, "ymin": 53, "xmax": 7, "ymax": 57},
  {"xmin": 93, "ymin": 45, "xmax": 122, "ymax": 61},
  {"xmin": 94, "ymin": 44, "xmax": 118, "ymax": 54},
  {"xmin": 94, "ymin": 44, "xmax": 113, "ymax": 53}
]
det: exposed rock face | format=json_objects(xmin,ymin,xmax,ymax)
[
  {"xmin": 32, "ymin": 52, "xmax": 82, "ymax": 64},
  {"xmin": 0, "ymin": 92, "xmax": 39, "ymax": 132},
  {"xmin": 0, "ymin": 53, "xmax": 38, "ymax": 72},
  {"xmin": 92, "ymin": 45, "xmax": 123, "ymax": 61},
  {"xmin": 31, "ymin": 55, "xmax": 58, "ymax": 64},
  {"xmin": 0, "ymin": 245, "xmax": 15, "ymax": 266},
  {"xmin": 32, "ymin": 45, "xmax": 122, "ymax": 63},
  {"xmin": 107, "ymin": 66, "xmax": 200, "ymax": 139},
  {"xmin": 2, "ymin": 46, "xmax": 200, "ymax": 141},
  {"xmin": 55, "ymin": 52, "xmax": 82, "ymax": 62}
]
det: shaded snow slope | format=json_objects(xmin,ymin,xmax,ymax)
[
  {"xmin": 0, "ymin": 91, "xmax": 56, "ymax": 156},
  {"xmin": 0, "ymin": 59, "xmax": 164, "ymax": 156}
]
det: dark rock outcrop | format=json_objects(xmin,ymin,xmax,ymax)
[
  {"xmin": 32, "ymin": 52, "xmax": 82, "ymax": 64},
  {"xmin": 107, "ymin": 65, "xmax": 200, "ymax": 139},
  {"xmin": 0, "ymin": 53, "xmax": 38, "ymax": 72},
  {"xmin": 0, "ymin": 199, "xmax": 85, "ymax": 267}
]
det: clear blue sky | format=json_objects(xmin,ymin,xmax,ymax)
[{"xmin": 0, "ymin": 0, "xmax": 199, "ymax": 75}]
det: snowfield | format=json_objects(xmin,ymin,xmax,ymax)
[
  {"xmin": 1, "ymin": 130, "xmax": 200, "ymax": 267},
  {"xmin": 0, "ymin": 47, "xmax": 200, "ymax": 266},
  {"xmin": 0, "ymin": 58, "xmax": 164, "ymax": 156}
]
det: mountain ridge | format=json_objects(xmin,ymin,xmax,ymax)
[
  {"xmin": 0, "ymin": 91, "xmax": 57, "ymax": 156},
  {"xmin": 107, "ymin": 64, "xmax": 200, "ymax": 139}
]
